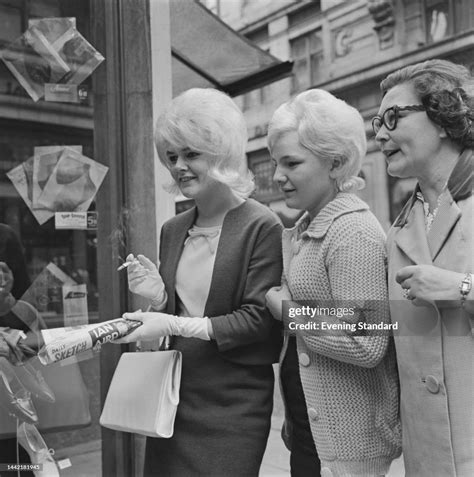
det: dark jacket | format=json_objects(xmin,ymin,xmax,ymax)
[{"xmin": 159, "ymin": 198, "xmax": 283, "ymax": 365}]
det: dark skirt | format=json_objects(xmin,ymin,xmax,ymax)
[
  {"xmin": 281, "ymin": 337, "xmax": 320, "ymax": 477},
  {"xmin": 144, "ymin": 337, "xmax": 274, "ymax": 477}
]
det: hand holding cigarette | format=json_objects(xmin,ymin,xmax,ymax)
[
  {"xmin": 125, "ymin": 253, "xmax": 167, "ymax": 309},
  {"xmin": 117, "ymin": 254, "xmax": 138, "ymax": 271}
]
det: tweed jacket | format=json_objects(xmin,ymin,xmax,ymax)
[
  {"xmin": 159, "ymin": 198, "xmax": 283, "ymax": 366},
  {"xmin": 280, "ymin": 193, "xmax": 401, "ymax": 477},
  {"xmin": 387, "ymin": 149, "xmax": 474, "ymax": 476}
]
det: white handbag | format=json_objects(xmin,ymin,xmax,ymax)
[{"xmin": 100, "ymin": 350, "xmax": 182, "ymax": 438}]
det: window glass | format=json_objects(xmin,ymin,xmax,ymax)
[
  {"xmin": 0, "ymin": 3, "xmax": 104, "ymax": 475},
  {"xmin": 426, "ymin": 0, "xmax": 450, "ymax": 42},
  {"xmin": 290, "ymin": 30, "xmax": 323, "ymax": 93}
]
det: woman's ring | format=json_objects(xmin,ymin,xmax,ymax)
[{"xmin": 403, "ymin": 288, "xmax": 410, "ymax": 299}]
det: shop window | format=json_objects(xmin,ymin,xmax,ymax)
[
  {"xmin": 0, "ymin": 4, "xmax": 22, "ymax": 45},
  {"xmin": 290, "ymin": 29, "xmax": 323, "ymax": 93}
]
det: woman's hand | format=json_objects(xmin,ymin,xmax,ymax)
[
  {"xmin": 114, "ymin": 311, "xmax": 177, "ymax": 343},
  {"xmin": 126, "ymin": 254, "xmax": 167, "ymax": 307},
  {"xmin": 396, "ymin": 265, "xmax": 467, "ymax": 307},
  {"xmin": 266, "ymin": 283, "xmax": 292, "ymax": 321},
  {"xmin": 114, "ymin": 310, "xmax": 211, "ymax": 343}
]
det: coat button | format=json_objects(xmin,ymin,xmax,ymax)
[
  {"xmin": 298, "ymin": 352, "xmax": 310, "ymax": 366},
  {"xmin": 307, "ymin": 408, "xmax": 319, "ymax": 421},
  {"xmin": 425, "ymin": 375, "xmax": 440, "ymax": 394},
  {"xmin": 321, "ymin": 467, "xmax": 333, "ymax": 477}
]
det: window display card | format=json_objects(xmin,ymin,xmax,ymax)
[
  {"xmin": 0, "ymin": 33, "xmax": 63, "ymax": 102},
  {"xmin": 44, "ymin": 83, "xmax": 80, "ymax": 103},
  {"xmin": 37, "ymin": 148, "xmax": 108, "ymax": 213},
  {"xmin": 62, "ymin": 284, "xmax": 88, "ymax": 327},
  {"xmin": 20, "ymin": 262, "xmax": 77, "ymax": 317},
  {"xmin": 54, "ymin": 28, "xmax": 105, "ymax": 86},
  {"xmin": 28, "ymin": 17, "xmax": 76, "ymax": 47},
  {"xmin": 29, "ymin": 17, "xmax": 104, "ymax": 87},
  {"xmin": 55, "ymin": 211, "xmax": 98, "ymax": 230},
  {"xmin": 24, "ymin": 25, "xmax": 70, "ymax": 77},
  {"xmin": 32, "ymin": 145, "xmax": 82, "ymax": 210},
  {"xmin": 1, "ymin": 17, "xmax": 104, "ymax": 102},
  {"xmin": 7, "ymin": 157, "xmax": 53, "ymax": 225}
]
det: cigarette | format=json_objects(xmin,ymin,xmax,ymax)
[{"xmin": 117, "ymin": 261, "xmax": 133, "ymax": 271}]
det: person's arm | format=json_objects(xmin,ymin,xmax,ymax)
[
  {"xmin": 209, "ymin": 220, "xmax": 283, "ymax": 351},
  {"xmin": 266, "ymin": 279, "xmax": 292, "ymax": 321},
  {"xmin": 297, "ymin": 228, "xmax": 390, "ymax": 368},
  {"xmin": 117, "ymin": 219, "xmax": 283, "ymax": 345}
]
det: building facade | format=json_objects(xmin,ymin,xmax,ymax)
[{"xmin": 203, "ymin": 0, "xmax": 474, "ymax": 230}]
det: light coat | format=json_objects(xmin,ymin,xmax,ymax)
[{"xmin": 387, "ymin": 149, "xmax": 474, "ymax": 476}]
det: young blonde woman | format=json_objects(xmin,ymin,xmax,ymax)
[
  {"xmin": 266, "ymin": 89, "xmax": 401, "ymax": 477},
  {"xmin": 117, "ymin": 88, "xmax": 282, "ymax": 477}
]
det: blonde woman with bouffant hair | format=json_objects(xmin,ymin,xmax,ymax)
[
  {"xmin": 117, "ymin": 88, "xmax": 283, "ymax": 477},
  {"xmin": 266, "ymin": 89, "xmax": 401, "ymax": 477}
]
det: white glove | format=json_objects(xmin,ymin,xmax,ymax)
[
  {"xmin": 114, "ymin": 311, "xmax": 211, "ymax": 342},
  {"xmin": 126, "ymin": 254, "xmax": 167, "ymax": 309}
]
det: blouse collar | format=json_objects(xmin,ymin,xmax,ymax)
[{"xmin": 394, "ymin": 149, "xmax": 473, "ymax": 228}]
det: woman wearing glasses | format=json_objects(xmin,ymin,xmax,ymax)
[{"xmin": 373, "ymin": 59, "xmax": 474, "ymax": 476}]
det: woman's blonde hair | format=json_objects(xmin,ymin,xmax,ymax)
[
  {"xmin": 268, "ymin": 89, "xmax": 366, "ymax": 192},
  {"xmin": 154, "ymin": 88, "xmax": 254, "ymax": 198}
]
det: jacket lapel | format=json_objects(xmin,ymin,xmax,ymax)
[
  {"xmin": 204, "ymin": 201, "xmax": 248, "ymax": 316},
  {"xmin": 393, "ymin": 200, "xmax": 432, "ymax": 265},
  {"xmin": 427, "ymin": 194, "xmax": 461, "ymax": 261}
]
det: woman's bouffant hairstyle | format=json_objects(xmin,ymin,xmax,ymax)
[
  {"xmin": 267, "ymin": 89, "xmax": 366, "ymax": 192},
  {"xmin": 380, "ymin": 59, "xmax": 474, "ymax": 149},
  {"xmin": 154, "ymin": 88, "xmax": 254, "ymax": 198}
]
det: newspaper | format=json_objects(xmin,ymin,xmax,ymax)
[{"xmin": 38, "ymin": 318, "xmax": 143, "ymax": 365}]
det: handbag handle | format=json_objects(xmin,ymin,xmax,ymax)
[{"xmin": 167, "ymin": 352, "xmax": 181, "ymax": 406}]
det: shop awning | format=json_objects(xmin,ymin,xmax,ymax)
[{"xmin": 170, "ymin": 0, "xmax": 293, "ymax": 97}]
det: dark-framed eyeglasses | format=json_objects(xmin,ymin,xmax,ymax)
[{"xmin": 371, "ymin": 105, "xmax": 425, "ymax": 135}]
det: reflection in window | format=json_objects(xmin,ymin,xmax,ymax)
[{"xmin": 290, "ymin": 30, "xmax": 323, "ymax": 93}]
